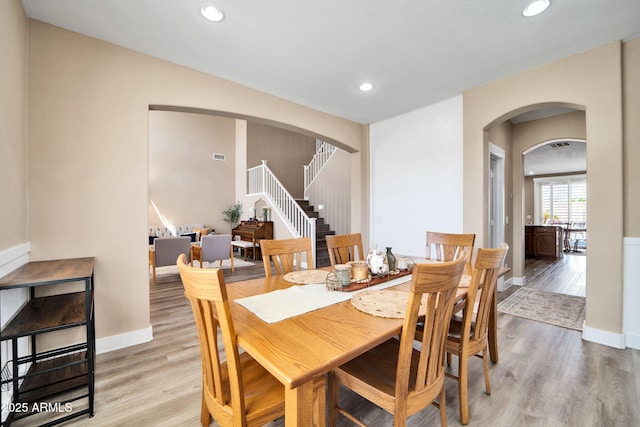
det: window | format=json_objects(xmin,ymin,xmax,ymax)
[{"xmin": 534, "ymin": 175, "xmax": 587, "ymax": 225}]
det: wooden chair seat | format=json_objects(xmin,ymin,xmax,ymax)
[
  {"xmin": 212, "ymin": 352, "xmax": 284, "ymax": 424},
  {"xmin": 446, "ymin": 316, "xmax": 477, "ymax": 342}
]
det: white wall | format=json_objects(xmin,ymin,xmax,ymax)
[
  {"xmin": 369, "ymin": 95, "xmax": 463, "ymax": 257},
  {"xmin": 306, "ymin": 148, "xmax": 352, "ymax": 235}
]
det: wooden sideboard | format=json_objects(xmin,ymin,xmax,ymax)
[{"xmin": 525, "ymin": 225, "xmax": 564, "ymax": 260}]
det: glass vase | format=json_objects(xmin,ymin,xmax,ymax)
[{"xmin": 385, "ymin": 247, "xmax": 396, "ymax": 272}]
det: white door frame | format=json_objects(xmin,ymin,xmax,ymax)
[{"xmin": 489, "ymin": 142, "xmax": 506, "ymax": 291}]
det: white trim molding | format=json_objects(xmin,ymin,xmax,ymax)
[
  {"xmin": 582, "ymin": 324, "xmax": 626, "ymax": 349},
  {"xmin": 0, "ymin": 242, "xmax": 31, "ymax": 278},
  {"xmin": 96, "ymin": 325, "xmax": 153, "ymax": 355},
  {"xmin": 623, "ymin": 237, "xmax": 640, "ymax": 350}
]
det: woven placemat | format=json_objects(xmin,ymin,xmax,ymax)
[
  {"xmin": 458, "ymin": 274, "xmax": 472, "ymax": 287},
  {"xmin": 283, "ymin": 270, "xmax": 330, "ymax": 285},
  {"xmin": 351, "ymin": 290, "xmax": 425, "ymax": 319}
]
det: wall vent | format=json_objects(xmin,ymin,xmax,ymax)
[
  {"xmin": 549, "ymin": 141, "xmax": 571, "ymax": 148},
  {"xmin": 213, "ymin": 153, "xmax": 226, "ymax": 161}
]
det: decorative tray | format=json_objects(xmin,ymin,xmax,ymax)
[{"xmin": 335, "ymin": 269, "xmax": 412, "ymax": 292}]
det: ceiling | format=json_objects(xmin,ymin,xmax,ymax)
[
  {"xmin": 20, "ymin": 0, "xmax": 640, "ymax": 125},
  {"xmin": 523, "ymin": 139, "xmax": 586, "ymax": 176}
]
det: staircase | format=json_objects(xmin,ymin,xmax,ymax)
[{"xmin": 296, "ymin": 200, "xmax": 335, "ymax": 268}]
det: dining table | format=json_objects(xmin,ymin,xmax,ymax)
[{"xmin": 226, "ymin": 263, "xmax": 507, "ymax": 426}]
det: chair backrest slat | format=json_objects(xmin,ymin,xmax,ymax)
[
  {"xmin": 326, "ymin": 233, "xmax": 364, "ymax": 268},
  {"xmin": 462, "ymin": 244, "xmax": 509, "ymax": 344},
  {"xmin": 260, "ymin": 237, "xmax": 314, "ymax": 277},
  {"xmin": 426, "ymin": 231, "xmax": 475, "ymax": 266}
]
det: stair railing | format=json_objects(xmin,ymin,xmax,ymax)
[
  {"xmin": 304, "ymin": 140, "xmax": 336, "ymax": 197},
  {"xmin": 248, "ymin": 160, "xmax": 316, "ymax": 266}
]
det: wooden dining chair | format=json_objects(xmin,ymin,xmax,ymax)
[
  {"xmin": 260, "ymin": 237, "xmax": 314, "ymax": 277},
  {"xmin": 325, "ymin": 233, "xmax": 364, "ymax": 268},
  {"xmin": 258, "ymin": 236, "xmax": 326, "ymax": 425},
  {"xmin": 327, "ymin": 253, "xmax": 467, "ymax": 427},
  {"xmin": 176, "ymin": 254, "xmax": 285, "ymax": 427},
  {"xmin": 426, "ymin": 231, "xmax": 476, "ymax": 267},
  {"xmin": 445, "ymin": 243, "xmax": 509, "ymax": 425}
]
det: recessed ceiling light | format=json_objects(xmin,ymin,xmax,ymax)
[
  {"xmin": 523, "ymin": 0, "xmax": 550, "ymax": 17},
  {"xmin": 359, "ymin": 82, "xmax": 374, "ymax": 92},
  {"xmin": 201, "ymin": 4, "xmax": 225, "ymax": 22}
]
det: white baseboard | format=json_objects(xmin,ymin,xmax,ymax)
[
  {"xmin": 498, "ymin": 276, "xmax": 513, "ymax": 292},
  {"xmin": 96, "ymin": 325, "xmax": 153, "ymax": 355},
  {"xmin": 625, "ymin": 332, "xmax": 640, "ymax": 350},
  {"xmin": 0, "ymin": 242, "xmax": 31, "ymax": 278},
  {"xmin": 624, "ymin": 237, "xmax": 640, "ymax": 350},
  {"xmin": 512, "ymin": 275, "xmax": 526, "ymax": 286},
  {"xmin": 582, "ymin": 324, "xmax": 626, "ymax": 349}
]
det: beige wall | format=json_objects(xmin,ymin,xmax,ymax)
[
  {"xmin": 623, "ymin": 38, "xmax": 640, "ymax": 237},
  {"xmin": 0, "ymin": 0, "xmax": 28, "ymax": 251},
  {"xmin": 25, "ymin": 20, "xmax": 363, "ymax": 343},
  {"xmin": 149, "ymin": 111, "xmax": 236, "ymax": 233},
  {"xmin": 515, "ymin": 111, "xmax": 587, "ymax": 224},
  {"xmin": 247, "ymin": 122, "xmax": 317, "ymax": 199},
  {"xmin": 464, "ymin": 42, "xmax": 624, "ymax": 335}
]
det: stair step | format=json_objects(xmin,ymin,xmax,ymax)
[
  {"xmin": 293, "ymin": 199, "xmax": 335, "ymax": 265},
  {"xmin": 316, "ymin": 230, "xmax": 335, "ymax": 238}
]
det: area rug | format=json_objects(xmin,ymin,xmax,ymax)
[
  {"xmin": 152, "ymin": 258, "xmax": 255, "ymax": 278},
  {"xmin": 497, "ymin": 287, "xmax": 585, "ymax": 331}
]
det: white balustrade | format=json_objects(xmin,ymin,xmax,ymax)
[
  {"xmin": 248, "ymin": 161, "xmax": 317, "ymax": 264},
  {"xmin": 304, "ymin": 141, "xmax": 336, "ymax": 196}
]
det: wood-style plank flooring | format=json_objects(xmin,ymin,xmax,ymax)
[{"xmin": 16, "ymin": 253, "xmax": 640, "ymax": 426}]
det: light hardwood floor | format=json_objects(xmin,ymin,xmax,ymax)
[{"xmin": 16, "ymin": 253, "xmax": 639, "ymax": 426}]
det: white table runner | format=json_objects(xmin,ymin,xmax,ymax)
[{"xmin": 235, "ymin": 274, "xmax": 412, "ymax": 324}]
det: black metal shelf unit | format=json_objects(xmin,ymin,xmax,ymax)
[{"xmin": 0, "ymin": 258, "xmax": 95, "ymax": 427}]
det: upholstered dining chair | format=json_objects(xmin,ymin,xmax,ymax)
[
  {"xmin": 149, "ymin": 236, "xmax": 191, "ymax": 282},
  {"xmin": 325, "ymin": 233, "xmax": 364, "ymax": 268},
  {"xmin": 445, "ymin": 243, "xmax": 509, "ymax": 425},
  {"xmin": 177, "ymin": 254, "xmax": 285, "ymax": 427},
  {"xmin": 260, "ymin": 237, "xmax": 314, "ymax": 277},
  {"xmin": 327, "ymin": 253, "xmax": 467, "ymax": 427},
  {"xmin": 191, "ymin": 234, "xmax": 234, "ymax": 272},
  {"xmin": 426, "ymin": 231, "xmax": 476, "ymax": 267}
]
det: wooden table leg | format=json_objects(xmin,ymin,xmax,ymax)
[
  {"xmin": 285, "ymin": 381, "xmax": 314, "ymax": 427},
  {"xmin": 488, "ymin": 287, "xmax": 499, "ymax": 363}
]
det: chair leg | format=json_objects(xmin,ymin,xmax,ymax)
[
  {"xmin": 483, "ymin": 347, "xmax": 491, "ymax": 395},
  {"xmin": 458, "ymin": 353, "xmax": 469, "ymax": 425},
  {"xmin": 439, "ymin": 386, "xmax": 448, "ymax": 427},
  {"xmin": 200, "ymin": 389, "xmax": 210, "ymax": 426}
]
